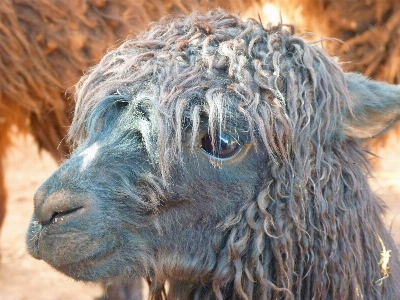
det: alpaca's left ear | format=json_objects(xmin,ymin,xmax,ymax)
[{"xmin": 343, "ymin": 73, "xmax": 400, "ymax": 139}]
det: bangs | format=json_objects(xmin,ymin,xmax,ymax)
[{"xmin": 70, "ymin": 9, "xmax": 350, "ymax": 175}]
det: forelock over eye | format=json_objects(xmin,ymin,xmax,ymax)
[{"xmin": 201, "ymin": 132, "xmax": 241, "ymax": 159}]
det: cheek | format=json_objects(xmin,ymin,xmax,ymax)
[
  {"xmin": 144, "ymin": 150, "xmax": 266, "ymax": 269},
  {"xmin": 169, "ymin": 146, "xmax": 266, "ymax": 214}
]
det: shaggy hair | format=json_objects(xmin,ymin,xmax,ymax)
[
  {"xmin": 27, "ymin": 9, "xmax": 400, "ymax": 300},
  {"xmin": 272, "ymin": 0, "xmax": 400, "ymax": 147}
]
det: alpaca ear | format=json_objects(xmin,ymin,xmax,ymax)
[{"xmin": 343, "ymin": 73, "xmax": 400, "ymax": 139}]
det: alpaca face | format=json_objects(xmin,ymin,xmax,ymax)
[
  {"xmin": 26, "ymin": 103, "xmax": 267, "ymax": 281},
  {"xmin": 26, "ymin": 10, "xmax": 400, "ymax": 298}
]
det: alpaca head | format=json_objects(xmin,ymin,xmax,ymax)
[{"xmin": 27, "ymin": 9, "xmax": 400, "ymax": 299}]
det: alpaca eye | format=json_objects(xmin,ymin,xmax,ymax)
[
  {"xmin": 115, "ymin": 100, "xmax": 129, "ymax": 110},
  {"xmin": 201, "ymin": 132, "xmax": 241, "ymax": 159}
]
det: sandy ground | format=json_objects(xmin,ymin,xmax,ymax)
[
  {"xmin": 0, "ymin": 134, "xmax": 103, "ymax": 300},
  {"xmin": 0, "ymin": 133, "xmax": 399, "ymax": 300}
]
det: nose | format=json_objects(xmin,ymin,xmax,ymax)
[{"xmin": 34, "ymin": 183, "xmax": 86, "ymax": 226}]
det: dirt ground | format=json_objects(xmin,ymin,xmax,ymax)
[
  {"xmin": 0, "ymin": 133, "xmax": 399, "ymax": 300},
  {"xmin": 0, "ymin": 134, "xmax": 103, "ymax": 300}
]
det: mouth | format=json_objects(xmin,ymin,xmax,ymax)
[
  {"xmin": 26, "ymin": 217, "xmax": 143, "ymax": 281},
  {"xmin": 27, "ymin": 216, "xmax": 119, "ymax": 275},
  {"xmin": 26, "ymin": 215, "xmax": 88, "ymax": 260}
]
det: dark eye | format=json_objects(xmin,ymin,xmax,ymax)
[
  {"xmin": 201, "ymin": 132, "xmax": 241, "ymax": 159},
  {"xmin": 115, "ymin": 100, "xmax": 129, "ymax": 109}
]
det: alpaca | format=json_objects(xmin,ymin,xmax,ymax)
[{"xmin": 26, "ymin": 9, "xmax": 400, "ymax": 299}]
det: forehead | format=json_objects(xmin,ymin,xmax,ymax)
[{"xmin": 86, "ymin": 42, "xmax": 290, "ymax": 151}]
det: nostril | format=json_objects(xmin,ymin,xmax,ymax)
[
  {"xmin": 34, "ymin": 190, "xmax": 88, "ymax": 226},
  {"xmin": 47, "ymin": 206, "xmax": 84, "ymax": 226}
]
